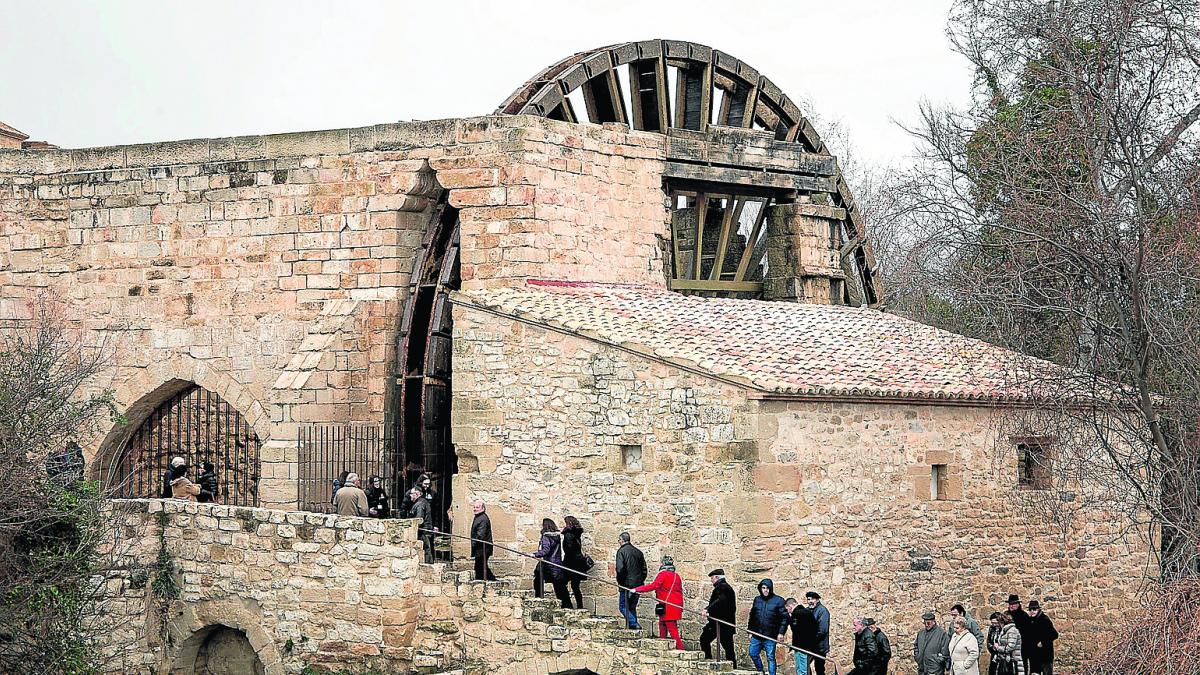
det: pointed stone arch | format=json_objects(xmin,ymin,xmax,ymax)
[{"xmin": 91, "ymin": 356, "xmax": 270, "ymax": 505}]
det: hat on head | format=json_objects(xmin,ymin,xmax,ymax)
[
  {"xmin": 1006, "ymin": 594, "xmax": 1020, "ymax": 604},
  {"xmin": 922, "ymin": 611, "xmax": 936, "ymax": 621},
  {"xmin": 1027, "ymin": 600, "xmax": 1041, "ymax": 610},
  {"xmin": 805, "ymin": 591, "xmax": 821, "ymax": 600},
  {"xmin": 708, "ymin": 568, "xmax": 725, "ymax": 577},
  {"xmin": 170, "ymin": 456, "xmax": 186, "ymax": 469},
  {"xmin": 863, "ymin": 618, "xmax": 876, "ymax": 626}
]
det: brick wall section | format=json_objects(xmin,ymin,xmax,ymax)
[
  {"xmin": 0, "ymin": 116, "xmax": 672, "ymax": 507},
  {"xmin": 450, "ymin": 303, "xmax": 1145, "ymax": 673},
  {"xmin": 445, "ymin": 119, "xmax": 668, "ymax": 289},
  {"xmin": 95, "ymin": 499, "xmax": 424, "ymax": 674}
]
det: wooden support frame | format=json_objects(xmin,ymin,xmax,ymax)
[{"xmin": 497, "ymin": 39, "xmax": 885, "ymax": 305}]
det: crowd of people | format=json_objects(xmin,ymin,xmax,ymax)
[
  {"xmin": 464, "ymin": 502, "xmax": 1060, "ymax": 675},
  {"xmin": 151, "ymin": 471, "xmax": 1062, "ymax": 675}
]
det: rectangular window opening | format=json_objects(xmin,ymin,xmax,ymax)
[
  {"xmin": 1017, "ymin": 439, "xmax": 1053, "ymax": 490},
  {"xmin": 930, "ymin": 464, "xmax": 948, "ymax": 500},
  {"xmin": 620, "ymin": 444, "xmax": 643, "ymax": 472}
]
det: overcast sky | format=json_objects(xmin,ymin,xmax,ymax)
[{"xmin": 1, "ymin": 0, "xmax": 973, "ymax": 166}]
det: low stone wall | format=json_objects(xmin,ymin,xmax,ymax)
[{"xmin": 94, "ymin": 499, "xmax": 424, "ymax": 674}]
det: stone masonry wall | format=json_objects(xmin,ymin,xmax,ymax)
[
  {"xmin": 450, "ymin": 304, "xmax": 1147, "ymax": 674},
  {"xmin": 0, "ymin": 115, "xmax": 671, "ymax": 507},
  {"xmin": 95, "ymin": 499, "xmax": 424, "ymax": 674}
]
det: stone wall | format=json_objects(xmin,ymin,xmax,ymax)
[
  {"xmin": 0, "ymin": 115, "xmax": 671, "ymax": 507},
  {"xmin": 449, "ymin": 303, "xmax": 1147, "ymax": 673},
  {"xmin": 95, "ymin": 499, "xmax": 425, "ymax": 674}
]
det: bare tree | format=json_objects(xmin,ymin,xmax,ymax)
[
  {"xmin": 892, "ymin": 0, "xmax": 1200, "ymax": 582},
  {"xmin": 0, "ymin": 298, "xmax": 120, "ymax": 674}
]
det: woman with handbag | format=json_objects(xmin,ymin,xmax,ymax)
[
  {"xmin": 634, "ymin": 556, "xmax": 685, "ymax": 650},
  {"xmin": 991, "ymin": 612, "xmax": 1025, "ymax": 675},
  {"xmin": 531, "ymin": 518, "xmax": 572, "ymax": 608},
  {"xmin": 561, "ymin": 515, "xmax": 592, "ymax": 610}
]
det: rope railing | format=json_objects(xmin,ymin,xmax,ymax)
[{"xmin": 420, "ymin": 527, "xmax": 843, "ymax": 673}]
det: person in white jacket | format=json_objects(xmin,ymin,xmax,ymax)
[{"xmin": 949, "ymin": 616, "xmax": 981, "ymax": 675}]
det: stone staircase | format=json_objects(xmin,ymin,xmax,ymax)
[{"xmin": 414, "ymin": 562, "xmax": 762, "ymax": 675}]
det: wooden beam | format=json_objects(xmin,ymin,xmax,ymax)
[
  {"xmin": 693, "ymin": 192, "xmax": 708, "ymax": 280},
  {"xmin": 734, "ymin": 199, "xmax": 770, "ymax": 281},
  {"xmin": 655, "ymin": 56, "xmax": 670, "ymax": 132},
  {"xmin": 709, "ymin": 196, "xmax": 743, "ymax": 280},
  {"xmin": 669, "ymin": 278, "xmax": 763, "ymax": 292}
]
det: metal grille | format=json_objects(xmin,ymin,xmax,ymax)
[
  {"xmin": 297, "ymin": 425, "xmax": 395, "ymax": 513},
  {"xmin": 105, "ymin": 384, "xmax": 261, "ymax": 505}
]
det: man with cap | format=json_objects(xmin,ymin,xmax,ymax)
[
  {"xmin": 847, "ymin": 617, "xmax": 880, "ymax": 675},
  {"xmin": 700, "ymin": 568, "xmax": 737, "ymax": 667},
  {"xmin": 1025, "ymin": 600, "xmax": 1058, "ymax": 675},
  {"xmin": 913, "ymin": 610, "xmax": 950, "ymax": 675},
  {"xmin": 806, "ymin": 591, "xmax": 831, "ymax": 675},
  {"xmin": 1007, "ymin": 594, "xmax": 1032, "ymax": 673},
  {"xmin": 868, "ymin": 618, "xmax": 892, "ymax": 675}
]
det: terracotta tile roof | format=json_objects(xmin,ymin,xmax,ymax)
[
  {"xmin": 456, "ymin": 280, "xmax": 1059, "ymax": 403},
  {"xmin": 0, "ymin": 121, "xmax": 29, "ymax": 141}
]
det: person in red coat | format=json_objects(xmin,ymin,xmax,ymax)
[{"xmin": 635, "ymin": 555, "xmax": 685, "ymax": 650}]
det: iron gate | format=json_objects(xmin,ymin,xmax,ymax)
[{"xmin": 104, "ymin": 383, "xmax": 261, "ymax": 506}]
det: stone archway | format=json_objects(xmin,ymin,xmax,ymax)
[
  {"xmin": 90, "ymin": 355, "xmax": 271, "ymax": 497},
  {"xmin": 163, "ymin": 598, "xmax": 282, "ymax": 675},
  {"xmin": 90, "ymin": 354, "xmax": 272, "ymax": 476},
  {"xmin": 185, "ymin": 625, "xmax": 264, "ymax": 675}
]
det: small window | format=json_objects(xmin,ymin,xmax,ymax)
[
  {"xmin": 930, "ymin": 464, "xmax": 948, "ymax": 500},
  {"xmin": 1017, "ymin": 439, "xmax": 1053, "ymax": 490},
  {"xmin": 621, "ymin": 444, "xmax": 643, "ymax": 471}
]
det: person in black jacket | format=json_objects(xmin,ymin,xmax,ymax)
[
  {"xmin": 469, "ymin": 499, "xmax": 495, "ymax": 580},
  {"xmin": 847, "ymin": 617, "xmax": 880, "ymax": 675},
  {"xmin": 615, "ymin": 532, "xmax": 647, "ymax": 629},
  {"xmin": 868, "ymin": 619, "xmax": 892, "ymax": 675},
  {"xmin": 561, "ymin": 515, "xmax": 589, "ymax": 609},
  {"xmin": 1007, "ymin": 594, "xmax": 1032, "ymax": 674},
  {"xmin": 700, "ymin": 569, "xmax": 737, "ymax": 667},
  {"xmin": 748, "ymin": 578, "xmax": 789, "ymax": 675},
  {"xmin": 986, "ymin": 613, "xmax": 1003, "ymax": 675},
  {"xmin": 786, "ymin": 597, "xmax": 819, "ymax": 675},
  {"xmin": 197, "ymin": 461, "xmax": 218, "ymax": 503},
  {"xmin": 1026, "ymin": 601, "xmax": 1059, "ymax": 675},
  {"xmin": 366, "ymin": 475, "xmax": 389, "ymax": 518}
]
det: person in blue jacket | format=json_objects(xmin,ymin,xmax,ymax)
[
  {"xmin": 807, "ymin": 591, "xmax": 831, "ymax": 675},
  {"xmin": 748, "ymin": 578, "xmax": 790, "ymax": 675}
]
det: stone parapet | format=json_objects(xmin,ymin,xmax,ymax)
[{"xmin": 93, "ymin": 499, "xmax": 424, "ymax": 674}]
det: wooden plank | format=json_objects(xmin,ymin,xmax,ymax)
[
  {"xmin": 664, "ymin": 161, "xmax": 835, "ymax": 193},
  {"xmin": 606, "ymin": 67, "xmax": 627, "ymax": 124},
  {"xmin": 654, "ymin": 56, "xmax": 670, "ymax": 132},
  {"xmin": 669, "ymin": 278, "xmax": 763, "ymax": 292},
  {"xmin": 693, "ymin": 192, "xmax": 708, "ymax": 279},
  {"xmin": 734, "ymin": 199, "xmax": 771, "ymax": 281},
  {"xmin": 708, "ymin": 196, "xmax": 743, "ymax": 280},
  {"xmin": 699, "ymin": 62, "xmax": 713, "ymax": 132}
]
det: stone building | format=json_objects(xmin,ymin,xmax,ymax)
[{"xmin": 0, "ymin": 41, "xmax": 1144, "ymax": 673}]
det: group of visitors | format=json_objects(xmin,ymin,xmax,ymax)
[
  {"xmin": 461, "ymin": 501, "xmax": 1064, "ymax": 675},
  {"xmin": 160, "ymin": 455, "xmax": 219, "ymax": 503},
  {"xmin": 329, "ymin": 471, "xmax": 445, "ymax": 562},
  {"xmin": 904, "ymin": 594, "xmax": 1059, "ymax": 675}
]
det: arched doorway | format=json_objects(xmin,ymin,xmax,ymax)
[
  {"xmin": 192, "ymin": 626, "xmax": 264, "ymax": 675},
  {"xmin": 101, "ymin": 382, "xmax": 261, "ymax": 505}
]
